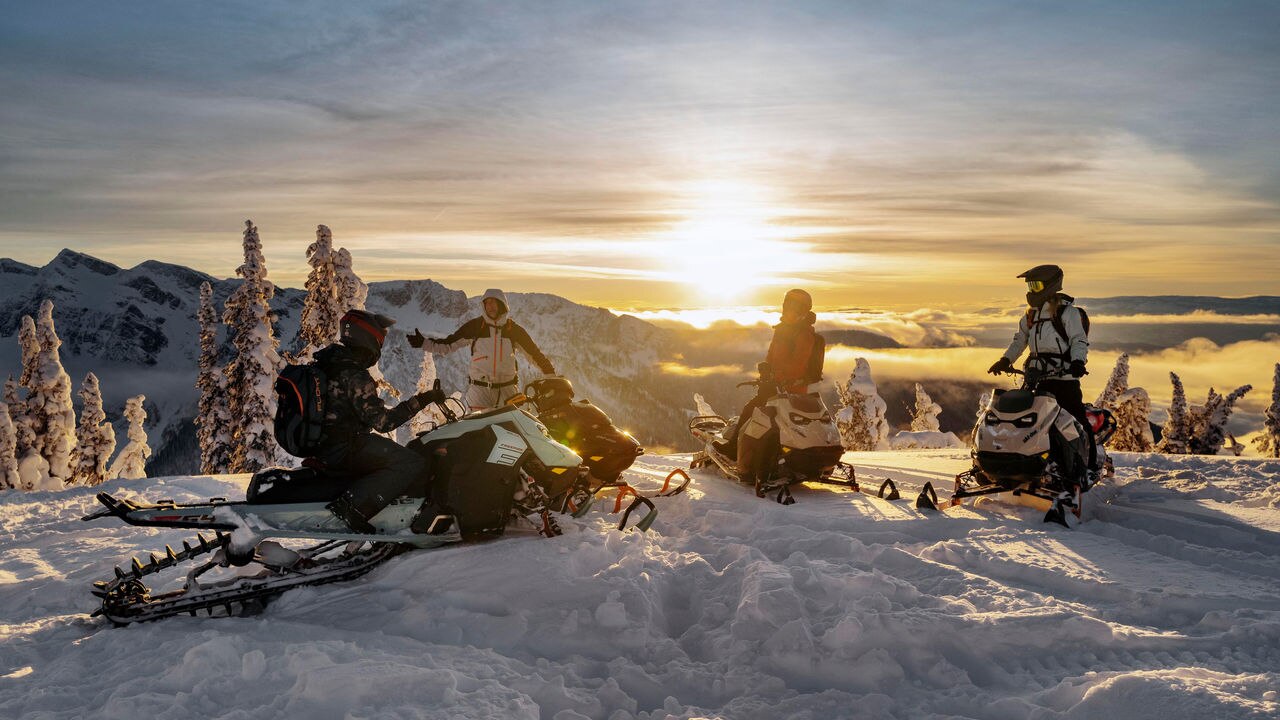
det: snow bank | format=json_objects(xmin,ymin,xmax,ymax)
[{"xmin": 1, "ymin": 451, "xmax": 1278, "ymax": 719}]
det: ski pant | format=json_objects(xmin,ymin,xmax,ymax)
[
  {"xmin": 718, "ymin": 393, "xmax": 769, "ymax": 460},
  {"xmin": 323, "ymin": 433, "xmax": 426, "ymax": 521},
  {"xmin": 1038, "ymin": 379, "xmax": 1097, "ymax": 469},
  {"xmin": 466, "ymin": 380, "xmax": 520, "ymax": 412}
]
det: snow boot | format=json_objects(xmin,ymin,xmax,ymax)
[{"xmin": 323, "ymin": 495, "xmax": 376, "ymax": 534}]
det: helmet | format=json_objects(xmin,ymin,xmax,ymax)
[
  {"xmin": 782, "ymin": 288, "xmax": 812, "ymax": 316},
  {"xmin": 339, "ymin": 310, "xmax": 395, "ymax": 364},
  {"xmin": 527, "ymin": 376, "xmax": 574, "ymax": 410},
  {"xmin": 1017, "ymin": 265, "xmax": 1063, "ymax": 307}
]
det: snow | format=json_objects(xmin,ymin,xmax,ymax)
[
  {"xmin": 889, "ymin": 429, "xmax": 964, "ymax": 449},
  {"xmin": 2, "ymin": 450, "xmax": 1278, "ymax": 718}
]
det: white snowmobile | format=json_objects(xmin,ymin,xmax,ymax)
[
  {"xmin": 916, "ymin": 366, "xmax": 1116, "ymax": 526},
  {"xmin": 82, "ymin": 398, "xmax": 596, "ymax": 624},
  {"xmin": 688, "ymin": 363, "xmax": 860, "ymax": 504}
]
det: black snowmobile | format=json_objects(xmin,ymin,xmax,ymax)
[
  {"xmin": 688, "ymin": 363, "xmax": 870, "ymax": 504},
  {"xmin": 916, "ymin": 365, "xmax": 1116, "ymax": 526},
  {"xmin": 82, "ymin": 397, "xmax": 597, "ymax": 625},
  {"xmin": 518, "ymin": 376, "xmax": 683, "ymax": 526}
]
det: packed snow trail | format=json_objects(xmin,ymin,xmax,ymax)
[{"xmin": 1, "ymin": 452, "xmax": 1278, "ymax": 719}]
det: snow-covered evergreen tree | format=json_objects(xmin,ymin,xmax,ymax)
[
  {"xmin": 334, "ymin": 247, "xmax": 369, "ymax": 310},
  {"xmin": 5, "ymin": 376, "xmax": 29, "ymax": 458},
  {"xmin": 1109, "ymin": 387, "xmax": 1155, "ymax": 452},
  {"xmin": 909, "ymin": 383, "xmax": 943, "ymax": 432},
  {"xmin": 70, "ymin": 372, "xmax": 115, "ymax": 486},
  {"xmin": 408, "ymin": 350, "xmax": 447, "ymax": 437},
  {"xmin": 1252, "ymin": 363, "xmax": 1280, "ymax": 458},
  {"xmin": 18, "ymin": 315, "xmax": 38, "ymax": 387},
  {"xmin": 297, "ymin": 224, "xmax": 342, "ymax": 359},
  {"xmin": 1156, "ymin": 372, "xmax": 1190, "ymax": 454},
  {"xmin": 3, "ymin": 375, "xmax": 47, "ymax": 489},
  {"xmin": 0, "ymin": 403, "xmax": 20, "ymax": 490},
  {"xmin": 693, "ymin": 393, "xmax": 719, "ymax": 419},
  {"xmin": 835, "ymin": 358, "xmax": 891, "ymax": 451},
  {"xmin": 29, "ymin": 300, "xmax": 77, "ymax": 481},
  {"xmin": 222, "ymin": 220, "xmax": 284, "ymax": 473},
  {"xmin": 1187, "ymin": 384, "xmax": 1252, "ymax": 455},
  {"xmin": 195, "ymin": 281, "xmax": 234, "ymax": 473},
  {"xmin": 1094, "ymin": 353, "xmax": 1130, "ymax": 408},
  {"xmin": 108, "ymin": 395, "xmax": 150, "ymax": 480}
]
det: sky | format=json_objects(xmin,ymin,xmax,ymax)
[{"xmin": 1, "ymin": 1, "xmax": 1278, "ymax": 310}]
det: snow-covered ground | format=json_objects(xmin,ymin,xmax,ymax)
[{"xmin": 2, "ymin": 451, "xmax": 1278, "ymax": 719}]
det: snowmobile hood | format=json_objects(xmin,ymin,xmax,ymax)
[{"xmin": 481, "ymin": 288, "xmax": 509, "ymax": 326}]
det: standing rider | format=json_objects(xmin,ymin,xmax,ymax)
[
  {"xmin": 317, "ymin": 310, "xmax": 446, "ymax": 533},
  {"xmin": 409, "ymin": 289, "xmax": 556, "ymax": 412},
  {"xmin": 717, "ymin": 288, "xmax": 826, "ymax": 459},
  {"xmin": 988, "ymin": 264, "xmax": 1097, "ymax": 478}
]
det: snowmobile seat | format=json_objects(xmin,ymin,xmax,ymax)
[
  {"xmin": 993, "ymin": 389, "xmax": 1036, "ymax": 414},
  {"xmin": 246, "ymin": 466, "xmax": 356, "ymax": 504}
]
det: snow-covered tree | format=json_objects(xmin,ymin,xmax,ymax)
[
  {"xmin": 693, "ymin": 393, "xmax": 719, "ymax": 419},
  {"xmin": 23, "ymin": 300, "xmax": 77, "ymax": 481},
  {"xmin": 195, "ymin": 281, "xmax": 234, "ymax": 473},
  {"xmin": 334, "ymin": 247, "xmax": 369, "ymax": 310},
  {"xmin": 108, "ymin": 395, "xmax": 150, "ymax": 480},
  {"xmin": 835, "ymin": 358, "xmax": 891, "ymax": 451},
  {"xmin": 0, "ymin": 403, "xmax": 20, "ymax": 490},
  {"xmin": 408, "ymin": 350, "xmax": 448, "ymax": 437},
  {"xmin": 1156, "ymin": 372, "xmax": 1190, "ymax": 454},
  {"xmin": 1094, "ymin": 353, "xmax": 1131, "ymax": 408},
  {"xmin": 18, "ymin": 316, "xmax": 38, "ymax": 387},
  {"xmin": 1108, "ymin": 387, "xmax": 1155, "ymax": 452},
  {"xmin": 1187, "ymin": 384, "xmax": 1252, "ymax": 455},
  {"xmin": 1252, "ymin": 363, "xmax": 1280, "ymax": 458},
  {"xmin": 909, "ymin": 383, "xmax": 943, "ymax": 432},
  {"xmin": 70, "ymin": 372, "xmax": 115, "ymax": 486},
  {"xmin": 222, "ymin": 220, "xmax": 284, "ymax": 473},
  {"xmin": 297, "ymin": 224, "xmax": 343, "ymax": 359},
  {"xmin": 1224, "ymin": 433, "xmax": 1245, "ymax": 457},
  {"xmin": 4, "ymin": 375, "xmax": 48, "ymax": 490}
]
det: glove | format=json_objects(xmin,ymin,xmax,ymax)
[
  {"xmin": 414, "ymin": 388, "xmax": 446, "ymax": 407},
  {"xmin": 1068, "ymin": 360, "xmax": 1088, "ymax": 378},
  {"xmin": 988, "ymin": 357, "xmax": 1013, "ymax": 375},
  {"xmin": 407, "ymin": 329, "xmax": 426, "ymax": 349}
]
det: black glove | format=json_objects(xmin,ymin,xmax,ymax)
[
  {"xmin": 414, "ymin": 388, "xmax": 446, "ymax": 407},
  {"xmin": 988, "ymin": 357, "xmax": 1013, "ymax": 375},
  {"xmin": 407, "ymin": 329, "xmax": 426, "ymax": 349},
  {"xmin": 1068, "ymin": 360, "xmax": 1088, "ymax": 378}
]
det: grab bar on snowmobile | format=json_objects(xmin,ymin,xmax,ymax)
[
  {"xmin": 688, "ymin": 414, "xmax": 728, "ymax": 431},
  {"xmin": 659, "ymin": 468, "xmax": 692, "ymax": 496}
]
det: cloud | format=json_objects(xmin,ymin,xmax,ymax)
[{"xmin": 657, "ymin": 361, "xmax": 747, "ymax": 378}]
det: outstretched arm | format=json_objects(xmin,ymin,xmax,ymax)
[
  {"xmin": 507, "ymin": 322, "xmax": 556, "ymax": 374},
  {"xmin": 424, "ymin": 317, "xmax": 483, "ymax": 355},
  {"xmin": 350, "ymin": 373, "xmax": 429, "ymax": 433}
]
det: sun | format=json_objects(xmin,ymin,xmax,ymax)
[{"xmin": 660, "ymin": 180, "xmax": 799, "ymax": 304}]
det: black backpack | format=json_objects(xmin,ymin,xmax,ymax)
[{"xmin": 274, "ymin": 363, "xmax": 329, "ymax": 458}]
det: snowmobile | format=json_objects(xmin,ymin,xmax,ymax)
[
  {"xmin": 81, "ymin": 397, "xmax": 604, "ymax": 625},
  {"xmin": 516, "ymin": 377, "xmax": 679, "ymax": 526},
  {"xmin": 687, "ymin": 363, "xmax": 862, "ymax": 504},
  {"xmin": 916, "ymin": 365, "xmax": 1116, "ymax": 526}
]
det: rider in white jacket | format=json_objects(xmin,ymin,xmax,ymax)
[{"xmin": 409, "ymin": 289, "xmax": 556, "ymax": 411}]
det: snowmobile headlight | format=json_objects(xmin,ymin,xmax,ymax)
[
  {"xmin": 1014, "ymin": 413, "xmax": 1038, "ymax": 427},
  {"xmin": 789, "ymin": 413, "xmax": 813, "ymax": 426}
]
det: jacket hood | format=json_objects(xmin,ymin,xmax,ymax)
[
  {"xmin": 481, "ymin": 288, "xmax": 509, "ymax": 325},
  {"xmin": 776, "ymin": 310, "xmax": 817, "ymax": 328}
]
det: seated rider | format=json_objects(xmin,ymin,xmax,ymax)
[
  {"xmin": 409, "ymin": 289, "xmax": 555, "ymax": 412},
  {"xmin": 717, "ymin": 288, "xmax": 826, "ymax": 458},
  {"xmin": 987, "ymin": 264, "xmax": 1097, "ymax": 479},
  {"xmin": 318, "ymin": 310, "xmax": 446, "ymax": 532}
]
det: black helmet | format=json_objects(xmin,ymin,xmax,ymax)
[
  {"xmin": 527, "ymin": 376, "xmax": 574, "ymax": 410},
  {"xmin": 340, "ymin": 310, "xmax": 395, "ymax": 364},
  {"xmin": 1017, "ymin": 264, "xmax": 1063, "ymax": 307}
]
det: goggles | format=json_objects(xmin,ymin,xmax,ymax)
[{"xmin": 1025, "ymin": 280, "xmax": 1046, "ymax": 293}]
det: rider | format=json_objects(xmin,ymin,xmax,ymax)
[
  {"xmin": 987, "ymin": 264, "xmax": 1096, "ymax": 476},
  {"xmin": 409, "ymin": 289, "xmax": 555, "ymax": 412},
  {"xmin": 317, "ymin": 310, "xmax": 446, "ymax": 532},
  {"xmin": 716, "ymin": 288, "xmax": 826, "ymax": 458}
]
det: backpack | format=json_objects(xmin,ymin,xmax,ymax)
[
  {"xmin": 274, "ymin": 363, "xmax": 329, "ymax": 458},
  {"xmin": 1025, "ymin": 296, "xmax": 1090, "ymax": 346}
]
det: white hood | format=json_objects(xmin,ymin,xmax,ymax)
[{"xmin": 481, "ymin": 288, "xmax": 509, "ymax": 326}]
